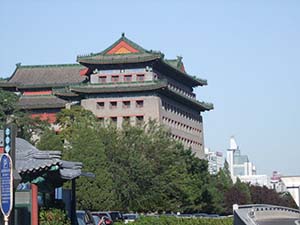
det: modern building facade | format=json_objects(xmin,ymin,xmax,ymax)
[
  {"xmin": 226, "ymin": 136, "xmax": 256, "ymax": 179},
  {"xmin": 1, "ymin": 34, "xmax": 213, "ymax": 158},
  {"xmin": 226, "ymin": 136, "xmax": 269, "ymax": 186},
  {"xmin": 205, "ymin": 147, "xmax": 224, "ymax": 175}
]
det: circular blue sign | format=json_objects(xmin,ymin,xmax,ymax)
[
  {"xmin": 5, "ymin": 137, "xmax": 10, "ymax": 144},
  {"xmin": 0, "ymin": 154, "xmax": 12, "ymax": 217},
  {"xmin": 4, "ymin": 146, "xmax": 10, "ymax": 153},
  {"xmin": 4, "ymin": 128, "xmax": 10, "ymax": 136}
]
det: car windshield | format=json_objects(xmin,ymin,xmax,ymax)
[
  {"xmin": 92, "ymin": 215, "xmax": 100, "ymax": 225},
  {"xmin": 109, "ymin": 212, "xmax": 121, "ymax": 221},
  {"xmin": 126, "ymin": 214, "xmax": 137, "ymax": 219}
]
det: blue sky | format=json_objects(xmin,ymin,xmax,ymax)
[{"xmin": 1, "ymin": 1, "xmax": 299, "ymax": 176}]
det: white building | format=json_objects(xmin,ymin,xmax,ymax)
[
  {"xmin": 239, "ymin": 175, "xmax": 269, "ymax": 187},
  {"xmin": 280, "ymin": 176, "xmax": 300, "ymax": 207},
  {"xmin": 270, "ymin": 171, "xmax": 286, "ymax": 192},
  {"xmin": 205, "ymin": 148, "xmax": 223, "ymax": 175}
]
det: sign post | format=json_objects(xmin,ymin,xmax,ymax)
[
  {"xmin": 2, "ymin": 124, "xmax": 17, "ymax": 225},
  {"xmin": 0, "ymin": 154, "xmax": 13, "ymax": 225}
]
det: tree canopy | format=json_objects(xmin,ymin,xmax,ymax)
[{"xmin": 36, "ymin": 106, "xmax": 297, "ymax": 213}]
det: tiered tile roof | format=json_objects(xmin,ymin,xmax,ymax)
[
  {"xmin": 0, "ymin": 131, "xmax": 82, "ymax": 184},
  {"xmin": 18, "ymin": 95, "xmax": 68, "ymax": 109},
  {"xmin": 77, "ymin": 34, "xmax": 207, "ymax": 87},
  {"xmin": 7, "ymin": 64, "xmax": 86, "ymax": 88}
]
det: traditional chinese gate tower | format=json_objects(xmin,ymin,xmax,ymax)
[
  {"xmin": 2, "ymin": 34, "xmax": 213, "ymax": 158},
  {"xmin": 75, "ymin": 33, "xmax": 213, "ymax": 158}
]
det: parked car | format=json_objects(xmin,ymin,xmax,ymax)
[
  {"xmin": 76, "ymin": 210, "xmax": 96, "ymax": 225},
  {"xmin": 123, "ymin": 213, "xmax": 139, "ymax": 223},
  {"xmin": 92, "ymin": 212, "xmax": 113, "ymax": 225},
  {"xmin": 193, "ymin": 213, "xmax": 209, "ymax": 218},
  {"xmin": 107, "ymin": 211, "xmax": 123, "ymax": 222}
]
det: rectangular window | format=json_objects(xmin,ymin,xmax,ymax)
[
  {"xmin": 110, "ymin": 101, "xmax": 117, "ymax": 109},
  {"xmin": 136, "ymin": 100, "xmax": 144, "ymax": 108},
  {"xmin": 99, "ymin": 76, "xmax": 107, "ymax": 83},
  {"xmin": 136, "ymin": 74, "xmax": 145, "ymax": 82},
  {"xmin": 110, "ymin": 117, "xmax": 117, "ymax": 124},
  {"xmin": 136, "ymin": 116, "xmax": 144, "ymax": 125},
  {"xmin": 97, "ymin": 102, "xmax": 105, "ymax": 109},
  {"xmin": 112, "ymin": 75, "xmax": 119, "ymax": 82},
  {"xmin": 122, "ymin": 101, "xmax": 131, "ymax": 108},
  {"xmin": 124, "ymin": 75, "xmax": 132, "ymax": 82},
  {"xmin": 98, "ymin": 117, "xmax": 104, "ymax": 124}
]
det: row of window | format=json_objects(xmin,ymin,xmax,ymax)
[
  {"xmin": 94, "ymin": 68, "xmax": 146, "ymax": 74},
  {"xmin": 97, "ymin": 100, "xmax": 144, "ymax": 109},
  {"xmin": 98, "ymin": 73, "xmax": 145, "ymax": 83},
  {"xmin": 98, "ymin": 115, "xmax": 144, "ymax": 124},
  {"xmin": 168, "ymin": 83, "xmax": 195, "ymax": 99},
  {"xmin": 162, "ymin": 101, "xmax": 200, "ymax": 122},
  {"xmin": 171, "ymin": 134, "xmax": 202, "ymax": 147},
  {"xmin": 162, "ymin": 116, "xmax": 202, "ymax": 134}
]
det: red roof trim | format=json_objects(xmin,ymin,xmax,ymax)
[
  {"xmin": 107, "ymin": 40, "xmax": 139, "ymax": 55},
  {"xmin": 80, "ymin": 68, "xmax": 90, "ymax": 76},
  {"xmin": 23, "ymin": 91, "xmax": 52, "ymax": 96}
]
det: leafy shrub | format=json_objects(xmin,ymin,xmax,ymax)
[{"xmin": 39, "ymin": 208, "xmax": 71, "ymax": 225}]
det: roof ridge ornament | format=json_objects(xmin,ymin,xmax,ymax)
[{"xmin": 122, "ymin": 32, "xmax": 125, "ymax": 37}]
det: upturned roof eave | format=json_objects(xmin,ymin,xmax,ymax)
[
  {"xmin": 77, "ymin": 53, "xmax": 162, "ymax": 65},
  {"xmin": 18, "ymin": 103, "xmax": 66, "ymax": 110},
  {"xmin": 0, "ymin": 133, "xmax": 83, "ymax": 182},
  {"xmin": 15, "ymin": 82, "xmax": 83, "ymax": 89},
  {"xmin": 70, "ymin": 80, "xmax": 168, "ymax": 94},
  {"xmin": 162, "ymin": 88, "xmax": 214, "ymax": 112},
  {"xmin": 77, "ymin": 56, "xmax": 207, "ymax": 88},
  {"xmin": 158, "ymin": 59, "xmax": 208, "ymax": 87}
]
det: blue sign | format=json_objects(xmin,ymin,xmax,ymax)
[
  {"xmin": 0, "ymin": 154, "xmax": 13, "ymax": 217},
  {"xmin": 4, "ymin": 128, "xmax": 10, "ymax": 136},
  {"xmin": 4, "ymin": 127, "xmax": 12, "ymax": 154}
]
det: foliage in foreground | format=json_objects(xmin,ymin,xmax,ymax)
[
  {"xmin": 39, "ymin": 208, "xmax": 71, "ymax": 225},
  {"xmin": 36, "ymin": 106, "xmax": 297, "ymax": 214},
  {"xmin": 0, "ymin": 89, "xmax": 49, "ymax": 143},
  {"xmin": 115, "ymin": 216, "xmax": 233, "ymax": 225}
]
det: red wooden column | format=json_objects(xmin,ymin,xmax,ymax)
[{"xmin": 31, "ymin": 184, "xmax": 38, "ymax": 225}]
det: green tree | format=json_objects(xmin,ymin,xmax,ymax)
[
  {"xmin": 179, "ymin": 149, "xmax": 214, "ymax": 213},
  {"xmin": 0, "ymin": 89, "xmax": 49, "ymax": 142},
  {"xmin": 209, "ymin": 162, "xmax": 233, "ymax": 215},
  {"xmin": 64, "ymin": 123, "xmax": 116, "ymax": 210},
  {"xmin": 99, "ymin": 121, "xmax": 189, "ymax": 212},
  {"xmin": 56, "ymin": 106, "xmax": 97, "ymax": 142},
  {"xmin": 36, "ymin": 129, "xmax": 63, "ymax": 150},
  {"xmin": 0, "ymin": 89, "xmax": 19, "ymax": 128}
]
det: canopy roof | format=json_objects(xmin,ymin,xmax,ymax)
[{"xmin": 0, "ymin": 131, "xmax": 82, "ymax": 187}]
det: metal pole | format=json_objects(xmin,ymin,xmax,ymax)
[
  {"xmin": 4, "ymin": 216, "xmax": 8, "ymax": 225},
  {"xmin": 10, "ymin": 124, "xmax": 16, "ymax": 225}
]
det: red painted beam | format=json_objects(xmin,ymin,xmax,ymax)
[{"xmin": 31, "ymin": 184, "xmax": 38, "ymax": 225}]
